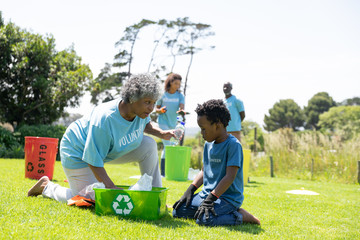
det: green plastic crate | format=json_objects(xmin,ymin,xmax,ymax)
[{"xmin": 94, "ymin": 185, "xmax": 168, "ymax": 220}]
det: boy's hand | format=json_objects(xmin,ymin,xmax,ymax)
[
  {"xmin": 194, "ymin": 192, "xmax": 218, "ymax": 220},
  {"xmin": 173, "ymin": 184, "xmax": 198, "ymax": 210}
]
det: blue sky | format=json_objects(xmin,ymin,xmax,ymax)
[{"xmin": 1, "ymin": 0, "xmax": 360, "ymax": 128}]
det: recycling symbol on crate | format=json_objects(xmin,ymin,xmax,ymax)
[{"xmin": 112, "ymin": 193, "xmax": 134, "ymax": 216}]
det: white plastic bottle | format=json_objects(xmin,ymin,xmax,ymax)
[{"xmin": 170, "ymin": 119, "xmax": 185, "ymax": 145}]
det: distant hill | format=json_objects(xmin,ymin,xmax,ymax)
[{"xmin": 185, "ymin": 127, "xmax": 200, "ymax": 137}]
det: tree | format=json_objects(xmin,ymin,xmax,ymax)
[
  {"xmin": 90, "ymin": 19, "xmax": 156, "ymax": 104},
  {"xmin": 90, "ymin": 63, "xmax": 122, "ymax": 105},
  {"xmin": 177, "ymin": 22, "xmax": 215, "ymax": 96},
  {"xmin": 163, "ymin": 17, "xmax": 191, "ymax": 73},
  {"xmin": 114, "ymin": 19, "xmax": 156, "ymax": 77},
  {"xmin": 264, "ymin": 99, "xmax": 304, "ymax": 132},
  {"xmin": 318, "ymin": 105, "xmax": 360, "ymax": 140},
  {"xmin": 0, "ymin": 19, "xmax": 92, "ymax": 127},
  {"xmin": 147, "ymin": 19, "xmax": 171, "ymax": 72},
  {"xmin": 91, "ymin": 17, "xmax": 214, "ymax": 106},
  {"xmin": 162, "ymin": 18, "xmax": 214, "ymax": 96},
  {"xmin": 0, "ymin": 11, "xmax": 4, "ymax": 28},
  {"xmin": 304, "ymin": 92, "xmax": 336, "ymax": 130},
  {"xmin": 338, "ymin": 97, "xmax": 360, "ymax": 106}
]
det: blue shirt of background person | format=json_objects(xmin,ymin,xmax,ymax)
[
  {"xmin": 223, "ymin": 82, "xmax": 245, "ymax": 142},
  {"xmin": 156, "ymin": 91, "xmax": 185, "ymax": 129},
  {"xmin": 199, "ymin": 134, "xmax": 244, "ymax": 208},
  {"xmin": 224, "ymin": 95, "xmax": 245, "ymax": 131},
  {"xmin": 61, "ymin": 98, "xmax": 150, "ymax": 169}
]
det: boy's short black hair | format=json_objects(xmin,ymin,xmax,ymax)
[{"xmin": 195, "ymin": 99, "xmax": 231, "ymax": 127}]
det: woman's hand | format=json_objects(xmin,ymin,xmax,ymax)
[
  {"xmin": 176, "ymin": 109, "xmax": 189, "ymax": 115},
  {"xmin": 144, "ymin": 122, "xmax": 179, "ymax": 140},
  {"xmin": 155, "ymin": 106, "xmax": 166, "ymax": 114},
  {"xmin": 88, "ymin": 165, "xmax": 118, "ymax": 189},
  {"xmin": 161, "ymin": 130, "xmax": 177, "ymax": 140},
  {"xmin": 160, "ymin": 106, "xmax": 167, "ymax": 113}
]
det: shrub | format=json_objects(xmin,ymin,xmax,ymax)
[
  {"xmin": 0, "ymin": 126, "xmax": 18, "ymax": 148},
  {"xmin": 183, "ymin": 135, "xmax": 204, "ymax": 170},
  {"xmin": 0, "ymin": 144, "xmax": 24, "ymax": 158},
  {"xmin": 0, "ymin": 126, "xmax": 23, "ymax": 158},
  {"xmin": 242, "ymin": 121, "xmax": 265, "ymax": 152},
  {"xmin": 250, "ymin": 128, "xmax": 360, "ymax": 184},
  {"xmin": 17, "ymin": 124, "xmax": 67, "ymax": 145}
]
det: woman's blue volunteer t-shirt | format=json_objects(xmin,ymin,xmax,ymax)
[
  {"xmin": 199, "ymin": 134, "xmax": 244, "ymax": 208},
  {"xmin": 156, "ymin": 91, "xmax": 185, "ymax": 129},
  {"xmin": 224, "ymin": 95, "xmax": 245, "ymax": 132},
  {"xmin": 60, "ymin": 98, "xmax": 150, "ymax": 169}
]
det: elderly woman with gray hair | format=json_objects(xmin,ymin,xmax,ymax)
[{"xmin": 27, "ymin": 73, "xmax": 175, "ymax": 203}]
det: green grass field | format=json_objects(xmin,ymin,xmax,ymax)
[{"xmin": 1, "ymin": 158, "xmax": 359, "ymax": 239}]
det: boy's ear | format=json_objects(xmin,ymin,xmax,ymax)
[{"xmin": 216, "ymin": 121, "xmax": 223, "ymax": 129}]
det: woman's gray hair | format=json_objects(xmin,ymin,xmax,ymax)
[{"xmin": 121, "ymin": 73, "xmax": 162, "ymax": 103}]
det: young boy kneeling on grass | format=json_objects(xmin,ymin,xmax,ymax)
[{"xmin": 172, "ymin": 99, "xmax": 260, "ymax": 226}]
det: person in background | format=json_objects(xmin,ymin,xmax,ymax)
[
  {"xmin": 223, "ymin": 82, "xmax": 245, "ymax": 142},
  {"xmin": 27, "ymin": 73, "xmax": 176, "ymax": 202},
  {"xmin": 172, "ymin": 99, "xmax": 260, "ymax": 226},
  {"xmin": 155, "ymin": 73, "xmax": 185, "ymax": 177}
]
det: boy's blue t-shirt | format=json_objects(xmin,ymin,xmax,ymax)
[
  {"xmin": 224, "ymin": 95, "xmax": 245, "ymax": 131},
  {"xmin": 199, "ymin": 134, "xmax": 244, "ymax": 208},
  {"xmin": 60, "ymin": 98, "xmax": 150, "ymax": 169},
  {"xmin": 156, "ymin": 91, "xmax": 185, "ymax": 129}
]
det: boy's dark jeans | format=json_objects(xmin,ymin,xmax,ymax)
[{"xmin": 172, "ymin": 193, "xmax": 243, "ymax": 226}]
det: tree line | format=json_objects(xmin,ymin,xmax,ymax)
[
  {"xmin": 263, "ymin": 93, "xmax": 360, "ymax": 140},
  {"xmin": 0, "ymin": 12, "xmax": 92, "ymax": 127},
  {"xmin": 0, "ymin": 12, "xmax": 214, "ymax": 128},
  {"xmin": 1, "ymin": 10, "xmax": 359, "ymax": 143},
  {"xmin": 90, "ymin": 17, "xmax": 214, "ymax": 105}
]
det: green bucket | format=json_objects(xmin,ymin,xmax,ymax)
[
  {"xmin": 94, "ymin": 185, "xmax": 168, "ymax": 220},
  {"xmin": 165, "ymin": 146, "xmax": 192, "ymax": 181}
]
